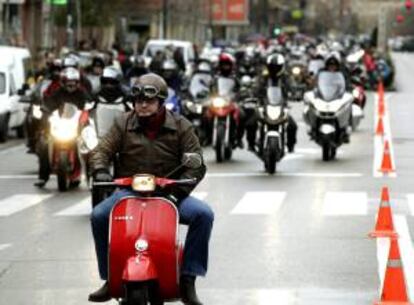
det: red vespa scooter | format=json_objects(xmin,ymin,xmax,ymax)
[{"xmin": 94, "ymin": 154, "xmax": 201, "ymax": 305}]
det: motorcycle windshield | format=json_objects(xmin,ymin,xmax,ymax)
[
  {"xmin": 217, "ymin": 77, "xmax": 235, "ymax": 99},
  {"xmin": 267, "ymin": 87, "xmax": 283, "ymax": 105},
  {"xmin": 95, "ymin": 104, "xmax": 124, "ymax": 137},
  {"xmin": 317, "ymin": 71, "xmax": 346, "ymax": 101},
  {"xmin": 308, "ymin": 60, "xmax": 324, "ymax": 75},
  {"xmin": 189, "ymin": 74, "xmax": 212, "ymax": 99},
  {"xmin": 58, "ymin": 103, "xmax": 79, "ymax": 119}
]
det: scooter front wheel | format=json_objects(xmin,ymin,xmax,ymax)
[{"xmin": 123, "ymin": 283, "xmax": 149, "ymax": 305}]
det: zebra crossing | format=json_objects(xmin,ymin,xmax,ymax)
[{"xmin": 1, "ymin": 190, "xmax": 414, "ymax": 218}]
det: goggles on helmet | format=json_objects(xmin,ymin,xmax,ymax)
[{"xmin": 131, "ymin": 84, "xmax": 161, "ymax": 99}]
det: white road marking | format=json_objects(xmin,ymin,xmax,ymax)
[
  {"xmin": 0, "ymin": 144, "xmax": 24, "ymax": 155},
  {"xmin": 0, "ymin": 175, "xmax": 37, "ymax": 179},
  {"xmin": 55, "ymin": 197, "xmax": 91, "ymax": 216},
  {"xmin": 406, "ymin": 194, "xmax": 414, "ymax": 216},
  {"xmin": 0, "ymin": 194, "xmax": 53, "ymax": 216},
  {"xmin": 393, "ymin": 215, "xmax": 414, "ymax": 300},
  {"xmin": 231, "ymin": 191, "xmax": 286, "ymax": 215},
  {"xmin": 322, "ymin": 192, "xmax": 368, "ymax": 216},
  {"xmin": 373, "ymin": 94, "xmax": 397, "ymax": 178},
  {"xmin": 0, "ymin": 244, "xmax": 11, "ymax": 251},
  {"xmin": 256, "ymin": 289, "xmax": 294, "ymax": 304},
  {"xmin": 376, "ymin": 237, "xmax": 390, "ymax": 297},
  {"xmin": 206, "ymin": 172, "xmax": 363, "ymax": 178},
  {"xmin": 192, "ymin": 192, "xmax": 208, "ymax": 200}
]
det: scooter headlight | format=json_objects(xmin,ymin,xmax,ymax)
[
  {"xmin": 165, "ymin": 102, "xmax": 175, "ymax": 111},
  {"xmin": 135, "ymin": 239, "xmax": 149, "ymax": 252},
  {"xmin": 186, "ymin": 101, "xmax": 203, "ymax": 114},
  {"xmin": 132, "ymin": 174, "xmax": 156, "ymax": 192},
  {"xmin": 266, "ymin": 105, "xmax": 281, "ymax": 121},
  {"xmin": 292, "ymin": 66, "xmax": 301, "ymax": 76},
  {"xmin": 212, "ymin": 97, "xmax": 229, "ymax": 108},
  {"xmin": 50, "ymin": 118, "xmax": 78, "ymax": 141}
]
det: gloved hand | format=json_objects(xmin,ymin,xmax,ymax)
[{"xmin": 93, "ymin": 169, "xmax": 113, "ymax": 182}]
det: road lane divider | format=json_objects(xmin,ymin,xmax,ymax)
[
  {"xmin": 231, "ymin": 192, "xmax": 286, "ymax": 215},
  {"xmin": 0, "ymin": 194, "xmax": 53, "ymax": 216},
  {"xmin": 369, "ymin": 187, "xmax": 398, "ymax": 239},
  {"xmin": 55, "ymin": 197, "xmax": 91, "ymax": 216}
]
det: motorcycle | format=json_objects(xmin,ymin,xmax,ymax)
[
  {"xmin": 207, "ymin": 77, "xmax": 239, "ymax": 162},
  {"xmin": 48, "ymin": 103, "xmax": 88, "ymax": 191},
  {"xmin": 254, "ymin": 86, "xmax": 288, "ymax": 174},
  {"xmin": 303, "ymin": 71, "xmax": 354, "ymax": 161},
  {"xmin": 349, "ymin": 76, "xmax": 366, "ymax": 131},
  {"xmin": 78, "ymin": 96, "xmax": 127, "ymax": 207},
  {"xmin": 287, "ymin": 60, "xmax": 308, "ymax": 101},
  {"xmin": 182, "ymin": 74, "xmax": 212, "ymax": 145},
  {"xmin": 93, "ymin": 153, "xmax": 201, "ymax": 305}
]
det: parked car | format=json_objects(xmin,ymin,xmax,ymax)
[{"xmin": 0, "ymin": 46, "xmax": 32, "ymax": 142}]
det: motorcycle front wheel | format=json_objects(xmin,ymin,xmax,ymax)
[
  {"xmin": 265, "ymin": 137, "xmax": 278, "ymax": 174},
  {"xmin": 122, "ymin": 283, "xmax": 149, "ymax": 305},
  {"xmin": 215, "ymin": 124, "xmax": 225, "ymax": 163},
  {"xmin": 322, "ymin": 144, "xmax": 336, "ymax": 162}
]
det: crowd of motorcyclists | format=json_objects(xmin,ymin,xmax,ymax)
[{"xmin": 9, "ymin": 34, "xmax": 395, "ymax": 305}]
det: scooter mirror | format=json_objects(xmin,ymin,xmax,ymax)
[{"xmin": 182, "ymin": 153, "xmax": 203, "ymax": 169}]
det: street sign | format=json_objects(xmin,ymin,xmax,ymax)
[{"xmin": 211, "ymin": 0, "xmax": 249, "ymax": 25}]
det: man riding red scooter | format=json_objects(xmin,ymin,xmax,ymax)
[{"xmin": 88, "ymin": 73, "xmax": 214, "ymax": 305}]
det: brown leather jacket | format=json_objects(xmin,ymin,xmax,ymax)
[{"xmin": 90, "ymin": 110, "xmax": 206, "ymax": 202}]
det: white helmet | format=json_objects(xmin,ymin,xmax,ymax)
[{"xmin": 61, "ymin": 67, "xmax": 80, "ymax": 82}]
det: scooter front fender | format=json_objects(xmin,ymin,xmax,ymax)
[{"xmin": 122, "ymin": 254, "xmax": 158, "ymax": 282}]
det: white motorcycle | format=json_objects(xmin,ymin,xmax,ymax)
[{"xmin": 303, "ymin": 71, "xmax": 354, "ymax": 161}]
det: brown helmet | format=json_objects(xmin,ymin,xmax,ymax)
[{"xmin": 131, "ymin": 73, "xmax": 168, "ymax": 100}]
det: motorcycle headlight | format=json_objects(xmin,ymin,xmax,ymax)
[
  {"xmin": 80, "ymin": 126, "xmax": 98, "ymax": 151},
  {"xmin": 132, "ymin": 174, "xmax": 156, "ymax": 192},
  {"xmin": 50, "ymin": 119, "xmax": 78, "ymax": 141},
  {"xmin": 212, "ymin": 97, "xmax": 230, "ymax": 108},
  {"xmin": 33, "ymin": 105, "xmax": 43, "ymax": 119},
  {"xmin": 292, "ymin": 66, "xmax": 301, "ymax": 75},
  {"xmin": 266, "ymin": 105, "xmax": 282, "ymax": 120}
]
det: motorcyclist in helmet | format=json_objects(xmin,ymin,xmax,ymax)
[
  {"xmin": 87, "ymin": 56, "xmax": 106, "ymax": 94},
  {"xmin": 161, "ymin": 59, "xmax": 183, "ymax": 93},
  {"xmin": 214, "ymin": 53, "xmax": 245, "ymax": 148},
  {"xmin": 88, "ymin": 73, "xmax": 214, "ymax": 305},
  {"xmin": 126, "ymin": 55, "xmax": 149, "ymax": 84},
  {"xmin": 33, "ymin": 67, "xmax": 93, "ymax": 188},
  {"xmin": 256, "ymin": 53, "xmax": 298, "ymax": 152},
  {"xmin": 62, "ymin": 54, "xmax": 93, "ymax": 93},
  {"xmin": 94, "ymin": 66, "xmax": 131, "ymax": 111}
]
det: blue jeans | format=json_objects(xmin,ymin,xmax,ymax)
[{"xmin": 90, "ymin": 190, "xmax": 214, "ymax": 280}]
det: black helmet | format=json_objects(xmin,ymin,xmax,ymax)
[
  {"xmin": 92, "ymin": 57, "xmax": 105, "ymax": 69},
  {"xmin": 101, "ymin": 66, "xmax": 122, "ymax": 86},
  {"xmin": 325, "ymin": 52, "xmax": 341, "ymax": 70},
  {"xmin": 266, "ymin": 53, "xmax": 285, "ymax": 77},
  {"xmin": 131, "ymin": 73, "xmax": 168, "ymax": 101}
]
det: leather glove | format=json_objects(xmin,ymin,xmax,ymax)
[{"xmin": 93, "ymin": 169, "xmax": 113, "ymax": 182}]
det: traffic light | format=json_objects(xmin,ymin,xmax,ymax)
[
  {"xmin": 396, "ymin": 14, "xmax": 405, "ymax": 23},
  {"xmin": 405, "ymin": 0, "xmax": 412, "ymax": 10}
]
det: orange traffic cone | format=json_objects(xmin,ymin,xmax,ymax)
[
  {"xmin": 369, "ymin": 187, "xmax": 398, "ymax": 238},
  {"xmin": 374, "ymin": 238, "xmax": 413, "ymax": 305},
  {"xmin": 379, "ymin": 141, "xmax": 395, "ymax": 174},
  {"xmin": 376, "ymin": 117, "xmax": 385, "ymax": 136}
]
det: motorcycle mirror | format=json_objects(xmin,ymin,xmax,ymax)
[{"xmin": 182, "ymin": 153, "xmax": 203, "ymax": 169}]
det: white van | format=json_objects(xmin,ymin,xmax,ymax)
[
  {"xmin": 0, "ymin": 46, "xmax": 32, "ymax": 142},
  {"xmin": 143, "ymin": 39, "xmax": 197, "ymax": 76}
]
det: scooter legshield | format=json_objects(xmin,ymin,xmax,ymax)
[{"xmin": 108, "ymin": 197, "xmax": 180, "ymax": 300}]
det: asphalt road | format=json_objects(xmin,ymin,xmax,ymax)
[{"xmin": 1, "ymin": 53, "xmax": 414, "ymax": 305}]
